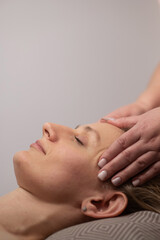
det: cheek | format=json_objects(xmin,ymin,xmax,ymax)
[
  {"xmin": 13, "ymin": 151, "xmax": 42, "ymax": 189},
  {"xmin": 55, "ymin": 148, "xmax": 93, "ymax": 178},
  {"xmin": 13, "ymin": 151, "xmax": 58, "ymax": 201},
  {"xmin": 13, "ymin": 148, "xmax": 97, "ymax": 202},
  {"xmin": 42, "ymin": 151, "xmax": 96, "ymax": 202},
  {"xmin": 52, "ymin": 151, "xmax": 97, "ymax": 192}
]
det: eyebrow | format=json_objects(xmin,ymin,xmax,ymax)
[{"xmin": 75, "ymin": 125, "xmax": 100, "ymax": 143}]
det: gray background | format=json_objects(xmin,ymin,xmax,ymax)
[{"xmin": 1, "ymin": 0, "xmax": 160, "ymax": 196}]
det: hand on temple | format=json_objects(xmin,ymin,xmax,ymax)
[{"xmin": 98, "ymin": 107, "xmax": 160, "ymax": 186}]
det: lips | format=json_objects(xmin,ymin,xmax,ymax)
[{"xmin": 30, "ymin": 140, "xmax": 46, "ymax": 154}]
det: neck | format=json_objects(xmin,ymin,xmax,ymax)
[{"xmin": 0, "ymin": 188, "xmax": 82, "ymax": 240}]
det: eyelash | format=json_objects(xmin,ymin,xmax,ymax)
[{"xmin": 75, "ymin": 136, "xmax": 83, "ymax": 146}]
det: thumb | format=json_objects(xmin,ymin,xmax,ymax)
[{"xmin": 102, "ymin": 116, "xmax": 138, "ymax": 129}]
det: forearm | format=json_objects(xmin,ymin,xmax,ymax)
[{"xmin": 136, "ymin": 63, "xmax": 160, "ymax": 111}]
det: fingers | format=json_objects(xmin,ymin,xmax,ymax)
[
  {"xmin": 100, "ymin": 103, "xmax": 137, "ymax": 119},
  {"xmin": 101, "ymin": 109, "xmax": 126, "ymax": 119},
  {"xmin": 98, "ymin": 139, "xmax": 147, "ymax": 182},
  {"xmin": 101, "ymin": 116, "xmax": 138, "ymax": 130},
  {"xmin": 100, "ymin": 102, "xmax": 144, "ymax": 121},
  {"xmin": 110, "ymin": 151, "xmax": 159, "ymax": 186},
  {"xmin": 100, "ymin": 126, "xmax": 140, "ymax": 162},
  {"xmin": 98, "ymin": 151, "xmax": 160, "ymax": 187},
  {"xmin": 98, "ymin": 107, "xmax": 160, "ymax": 187},
  {"xmin": 132, "ymin": 159, "xmax": 160, "ymax": 186}
]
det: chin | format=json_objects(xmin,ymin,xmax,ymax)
[
  {"xmin": 13, "ymin": 151, "xmax": 31, "ymax": 184},
  {"xmin": 13, "ymin": 150, "xmax": 30, "ymax": 165}
]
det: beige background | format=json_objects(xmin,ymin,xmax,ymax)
[{"xmin": 1, "ymin": 0, "xmax": 160, "ymax": 196}]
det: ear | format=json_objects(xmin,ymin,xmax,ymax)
[{"xmin": 81, "ymin": 191, "xmax": 128, "ymax": 219}]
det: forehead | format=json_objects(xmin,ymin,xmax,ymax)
[{"xmin": 85, "ymin": 122, "xmax": 124, "ymax": 149}]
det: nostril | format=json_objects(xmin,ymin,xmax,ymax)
[
  {"xmin": 43, "ymin": 122, "xmax": 50, "ymax": 137},
  {"xmin": 44, "ymin": 129, "xmax": 50, "ymax": 138},
  {"xmin": 43, "ymin": 122, "xmax": 56, "ymax": 142}
]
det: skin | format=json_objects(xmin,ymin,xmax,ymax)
[
  {"xmin": 98, "ymin": 63, "xmax": 160, "ymax": 186},
  {"xmin": 99, "ymin": 108, "xmax": 160, "ymax": 186},
  {"xmin": 13, "ymin": 122, "xmax": 124, "ymax": 202},
  {"xmin": 0, "ymin": 122, "xmax": 127, "ymax": 240}
]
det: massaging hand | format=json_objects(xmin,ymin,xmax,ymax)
[
  {"xmin": 98, "ymin": 107, "xmax": 160, "ymax": 186},
  {"xmin": 104, "ymin": 101, "xmax": 148, "ymax": 119}
]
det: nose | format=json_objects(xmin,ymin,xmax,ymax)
[{"xmin": 42, "ymin": 122, "xmax": 57, "ymax": 142}]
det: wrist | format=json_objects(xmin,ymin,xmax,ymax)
[
  {"xmin": 134, "ymin": 99, "xmax": 151, "ymax": 114},
  {"xmin": 135, "ymin": 91, "xmax": 159, "ymax": 113}
]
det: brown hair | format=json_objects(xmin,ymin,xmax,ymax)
[
  {"xmin": 116, "ymin": 175, "xmax": 160, "ymax": 214},
  {"xmin": 110, "ymin": 128, "xmax": 160, "ymax": 214}
]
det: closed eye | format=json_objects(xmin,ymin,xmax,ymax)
[{"xmin": 75, "ymin": 136, "xmax": 83, "ymax": 145}]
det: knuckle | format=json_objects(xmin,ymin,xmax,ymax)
[
  {"xmin": 152, "ymin": 164, "xmax": 160, "ymax": 175},
  {"xmin": 139, "ymin": 125, "xmax": 146, "ymax": 136},
  {"xmin": 147, "ymin": 151, "xmax": 159, "ymax": 162},
  {"xmin": 148, "ymin": 138, "xmax": 156, "ymax": 147},
  {"xmin": 150, "ymin": 151, "xmax": 158, "ymax": 157},
  {"xmin": 148, "ymin": 138, "xmax": 160, "ymax": 150},
  {"xmin": 122, "ymin": 150, "xmax": 132, "ymax": 163},
  {"xmin": 149, "ymin": 136, "xmax": 157, "ymax": 144},
  {"xmin": 136, "ymin": 159, "xmax": 146, "ymax": 170},
  {"xmin": 117, "ymin": 137, "xmax": 127, "ymax": 150},
  {"xmin": 139, "ymin": 124, "xmax": 149, "ymax": 140},
  {"xmin": 141, "ymin": 121, "xmax": 150, "ymax": 131}
]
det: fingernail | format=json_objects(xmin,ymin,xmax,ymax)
[
  {"xmin": 103, "ymin": 117, "xmax": 115, "ymax": 121},
  {"xmin": 111, "ymin": 177, "xmax": 122, "ymax": 186},
  {"xmin": 98, "ymin": 158, "xmax": 107, "ymax": 168},
  {"xmin": 98, "ymin": 170, "xmax": 107, "ymax": 181},
  {"xmin": 100, "ymin": 117, "xmax": 116, "ymax": 123},
  {"xmin": 132, "ymin": 179, "xmax": 140, "ymax": 187}
]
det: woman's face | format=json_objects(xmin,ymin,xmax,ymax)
[{"xmin": 13, "ymin": 122, "xmax": 123, "ymax": 203}]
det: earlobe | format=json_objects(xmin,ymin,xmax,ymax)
[{"xmin": 81, "ymin": 191, "xmax": 128, "ymax": 219}]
